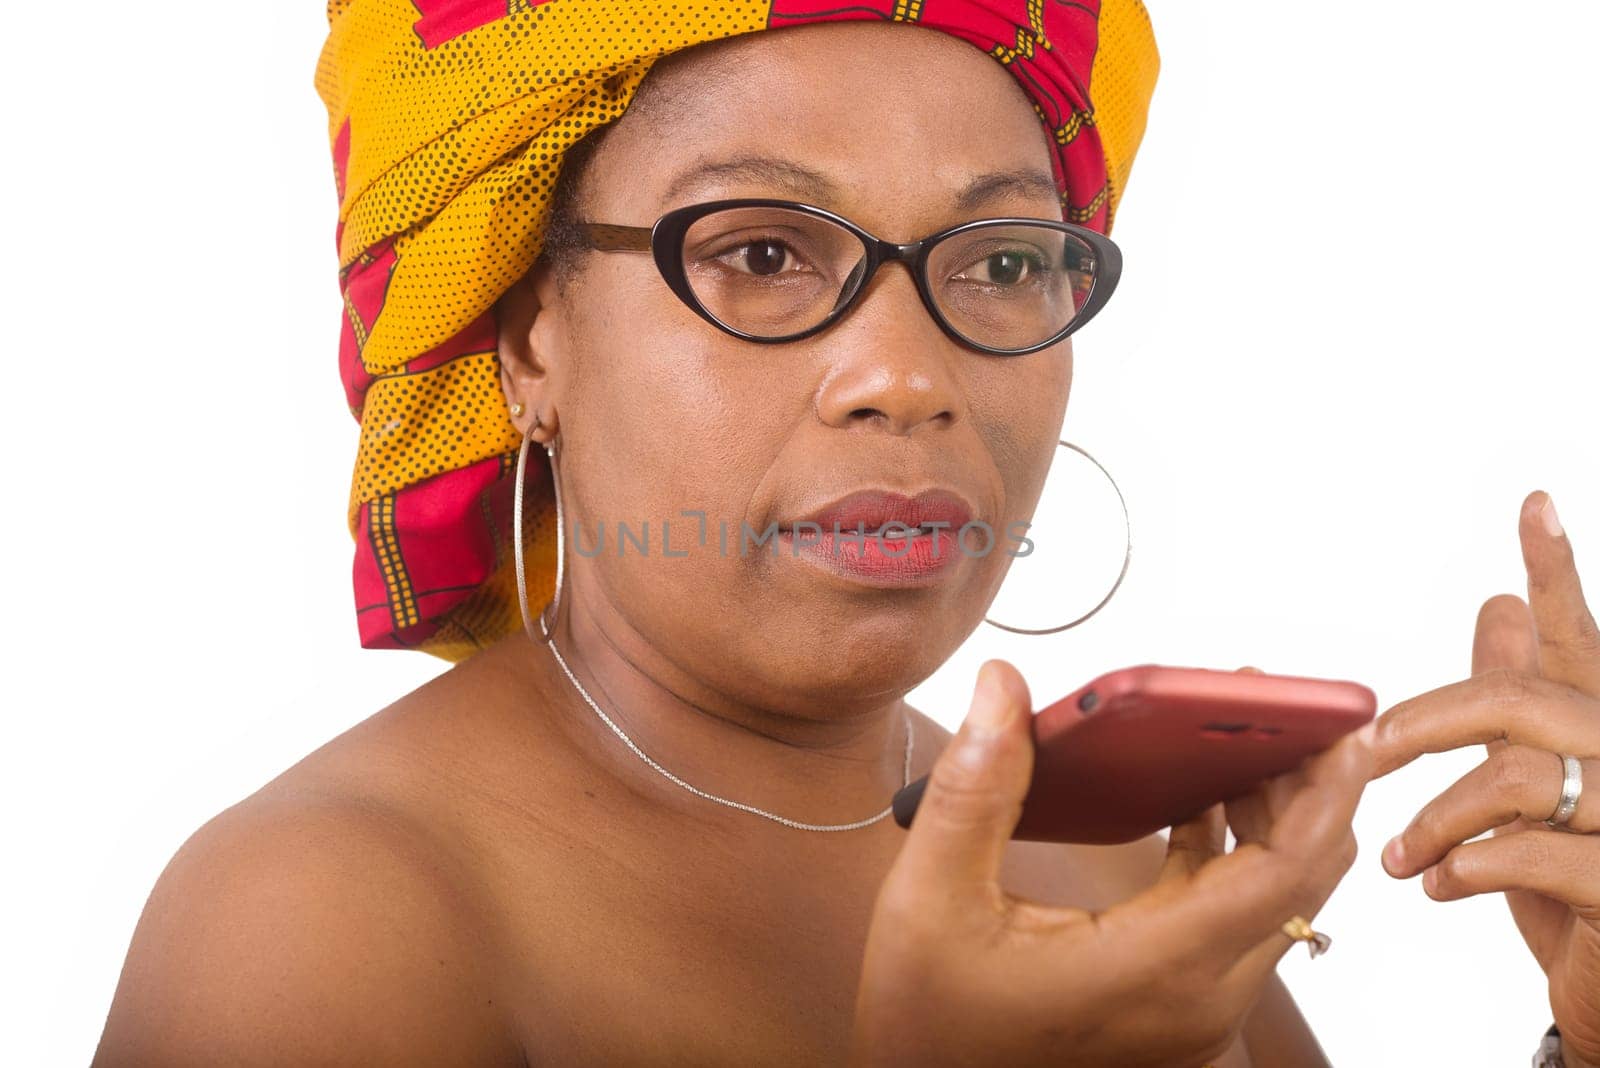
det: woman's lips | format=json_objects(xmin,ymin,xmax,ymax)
[
  {"xmin": 775, "ymin": 488, "xmax": 976, "ymax": 588},
  {"xmin": 786, "ymin": 488, "xmax": 974, "ymax": 535}
]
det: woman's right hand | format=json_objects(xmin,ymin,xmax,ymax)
[{"xmin": 848, "ymin": 660, "xmax": 1376, "ymax": 1068}]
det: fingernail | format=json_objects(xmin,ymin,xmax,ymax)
[
  {"xmin": 1382, "ymin": 835, "xmax": 1406, "ymax": 875},
  {"xmin": 1422, "ymin": 864, "xmax": 1441, "ymax": 895},
  {"xmin": 1540, "ymin": 494, "xmax": 1564, "ymax": 538}
]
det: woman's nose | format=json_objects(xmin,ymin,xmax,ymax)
[{"xmin": 813, "ymin": 263, "xmax": 961, "ymax": 436}]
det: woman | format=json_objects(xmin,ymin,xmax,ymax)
[{"xmin": 93, "ymin": 2, "xmax": 1600, "ymax": 1065}]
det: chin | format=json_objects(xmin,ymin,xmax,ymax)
[{"xmin": 757, "ymin": 601, "xmax": 965, "ymax": 712}]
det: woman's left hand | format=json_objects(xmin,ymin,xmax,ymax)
[{"xmin": 1371, "ymin": 490, "xmax": 1600, "ymax": 1066}]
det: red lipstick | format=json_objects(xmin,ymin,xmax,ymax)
[{"xmin": 776, "ymin": 489, "xmax": 976, "ymax": 587}]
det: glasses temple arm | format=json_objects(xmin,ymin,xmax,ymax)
[{"xmin": 575, "ymin": 222, "xmax": 653, "ymax": 252}]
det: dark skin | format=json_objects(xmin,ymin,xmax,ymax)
[
  {"xmin": 96, "ymin": 24, "xmax": 1339, "ymax": 1066},
  {"xmin": 1371, "ymin": 492, "xmax": 1600, "ymax": 1068}
]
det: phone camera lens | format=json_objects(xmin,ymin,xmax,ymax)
[{"xmin": 1078, "ymin": 690, "xmax": 1099, "ymax": 713}]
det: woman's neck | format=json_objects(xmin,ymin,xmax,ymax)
[{"xmin": 523, "ymin": 588, "xmax": 919, "ymax": 829}]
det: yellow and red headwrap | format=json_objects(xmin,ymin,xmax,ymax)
[{"xmin": 316, "ymin": 0, "xmax": 1159, "ymax": 662}]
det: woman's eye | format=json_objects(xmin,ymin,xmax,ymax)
[
  {"xmin": 716, "ymin": 239, "xmax": 804, "ymax": 277},
  {"xmin": 956, "ymin": 249, "xmax": 1047, "ymax": 286}
]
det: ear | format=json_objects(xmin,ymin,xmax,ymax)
[{"xmin": 496, "ymin": 256, "xmax": 568, "ymax": 443}]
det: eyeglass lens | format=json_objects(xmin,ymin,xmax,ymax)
[{"xmin": 679, "ymin": 206, "xmax": 1098, "ymax": 351}]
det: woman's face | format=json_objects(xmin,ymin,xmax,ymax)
[{"xmin": 502, "ymin": 21, "xmax": 1074, "ymax": 716}]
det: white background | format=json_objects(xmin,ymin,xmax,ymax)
[{"xmin": 3, "ymin": 2, "xmax": 1597, "ymax": 1064}]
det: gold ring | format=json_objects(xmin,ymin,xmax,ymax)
[{"xmin": 1281, "ymin": 915, "xmax": 1333, "ymax": 958}]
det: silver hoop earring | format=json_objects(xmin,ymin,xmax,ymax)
[
  {"xmin": 983, "ymin": 440, "xmax": 1132, "ymax": 636},
  {"xmin": 513, "ymin": 415, "xmax": 564, "ymax": 644}
]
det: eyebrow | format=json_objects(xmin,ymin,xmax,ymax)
[{"xmin": 661, "ymin": 154, "xmax": 1060, "ymax": 212}]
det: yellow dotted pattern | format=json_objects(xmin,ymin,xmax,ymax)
[
  {"xmin": 1092, "ymin": 0, "xmax": 1161, "ymax": 230},
  {"xmin": 317, "ymin": 0, "xmax": 773, "ymax": 376},
  {"xmin": 351, "ymin": 351, "xmax": 522, "ymax": 519}
]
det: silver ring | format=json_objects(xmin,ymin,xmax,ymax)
[{"xmin": 1544, "ymin": 753, "xmax": 1583, "ymax": 829}]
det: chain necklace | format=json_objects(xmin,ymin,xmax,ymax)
[{"xmin": 545, "ymin": 637, "xmax": 914, "ymax": 831}]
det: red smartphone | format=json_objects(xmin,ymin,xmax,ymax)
[{"xmin": 892, "ymin": 664, "xmax": 1376, "ymax": 845}]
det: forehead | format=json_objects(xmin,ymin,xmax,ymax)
[{"xmin": 581, "ymin": 21, "xmax": 1060, "ymax": 226}]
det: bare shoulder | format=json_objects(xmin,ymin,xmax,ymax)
[{"xmin": 94, "ymin": 682, "xmax": 532, "ymax": 1066}]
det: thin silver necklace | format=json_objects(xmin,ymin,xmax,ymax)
[{"xmin": 545, "ymin": 637, "xmax": 914, "ymax": 832}]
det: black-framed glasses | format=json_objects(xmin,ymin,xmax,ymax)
[{"xmin": 573, "ymin": 197, "xmax": 1122, "ymax": 357}]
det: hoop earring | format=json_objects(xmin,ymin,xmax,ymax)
[
  {"xmin": 513, "ymin": 415, "xmax": 564, "ymax": 644},
  {"xmin": 982, "ymin": 440, "xmax": 1132, "ymax": 636}
]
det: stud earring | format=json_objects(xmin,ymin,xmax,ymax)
[{"xmin": 510, "ymin": 402, "xmax": 525, "ymax": 418}]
